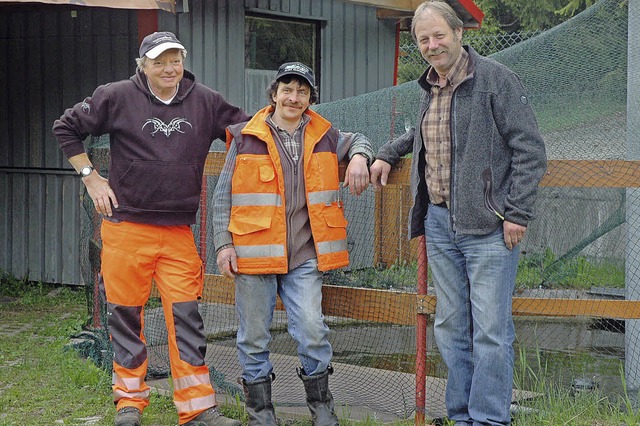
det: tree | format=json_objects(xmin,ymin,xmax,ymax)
[
  {"xmin": 473, "ymin": 0, "xmax": 597, "ymax": 32},
  {"xmin": 556, "ymin": 0, "xmax": 598, "ymax": 17}
]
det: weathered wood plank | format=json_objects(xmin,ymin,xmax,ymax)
[
  {"xmin": 202, "ymin": 276, "xmax": 640, "ymax": 322},
  {"xmin": 206, "ymin": 154, "xmax": 640, "ymax": 188}
]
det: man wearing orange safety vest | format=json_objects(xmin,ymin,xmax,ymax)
[{"xmin": 213, "ymin": 62, "xmax": 373, "ymax": 426}]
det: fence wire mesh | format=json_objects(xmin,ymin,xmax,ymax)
[
  {"xmin": 79, "ymin": 0, "xmax": 639, "ymax": 422},
  {"xmin": 398, "ymin": 30, "xmax": 544, "ymax": 84}
]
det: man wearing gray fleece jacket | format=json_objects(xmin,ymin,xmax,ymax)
[{"xmin": 370, "ymin": 2, "xmax": 546, "ymax": 425}]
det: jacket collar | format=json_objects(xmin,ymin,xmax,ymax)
[
  {"xmin": 241, "ymin": 105, "xmax": 332, "ymax": 142},
  {"xmin": 418, "ymin": 45, "xmax": 476, "ymax": 92}
]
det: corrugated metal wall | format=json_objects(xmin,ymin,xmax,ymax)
[
  {"xmin": 158, "ymin": 0, "xmax": 397, "ymax": 107},
  {"xmin": 0, "ymin": 5, "xmax": 138, "ymax": 284},
  {"xmin": 156, "ymin": 1, "xmax": 247, "ymax": 109},
  {"xmin": 1, "ymin": 0, "xmax": 397, "ymax": 285},
  {"xmin": 156, "ymin": 0, "xmax": 397, "ymax": 271}
]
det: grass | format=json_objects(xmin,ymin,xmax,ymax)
[
  {"xmin": 511, "ymin": 347, "xmax": 640, "ymax": 426},
  {"xmin": 3, "ymin": 270, "xmax": 639, "ymax": 426},
  {"xmin": 0, "ymin": 272, "xmax": 416, "ymax": 426},
  {"xmin": 516, "ymin": 248, "xmax": 625, "ymax": 290},
  {"xmin": 531, "ymin": 91, "xmax": 625, "ymax": 134},
  {"xmin": 326, "ymin": 261, "xmax": 420, "ymax": 291},
  {"xmin": 0, "ymin": 272, "xmax": 242, "ymax": 425},
  {"xmin": 326, "ymin": 250, "xmax": 626, "ymax": 291},
  {"xmin": 0, "ymin": 275, "xmax": 176, "ymax": 425}
]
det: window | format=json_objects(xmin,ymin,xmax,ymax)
[{"xmin": 244, "ymin": 15, "xmax": 319, "ymax": 113}]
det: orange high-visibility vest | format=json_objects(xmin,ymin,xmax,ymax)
[{"xmin": 225, "ymin": 106, "xmax": 349, "ymax": 274}]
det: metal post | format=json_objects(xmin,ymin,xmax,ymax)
[
  {"xmin": 625, "ymin": 0, "xmax": 640, "ymax": 403},
  {"xmin": 416, "ymin": 235, "xmax": 428, "ymax": 425}
]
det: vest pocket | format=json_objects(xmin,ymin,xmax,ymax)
[
  {"xmin": 235, "ymin": 156, "xmax": 277, "ymax": 188},
  {"xmin": 229, "ymin": 205, "xmax": 274, "ymax": 235},
  {"xmin": 259, "ymin": 164, "xmax": 275, "ymax": 182},
  {"xmin": 321, "ymin": 204, "xmax": 348, "ymax": 228}
]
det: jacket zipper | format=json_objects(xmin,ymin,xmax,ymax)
[
  {"xmin": 450, "ymin": 90, "xmax": 457, "ymax": 233},
  {"xmin": 285, "ymin": 148, "xmax": 298, "ymax": 262}
]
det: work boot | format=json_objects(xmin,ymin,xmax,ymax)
[
  {"xmin": 240, "ymin": 373, "xmax": 277, "ymax": 426},
  {"xmin": 297, "ymin": 365, "xmax": 339, "ymax": 426},
  {"xmin": 114, "ymin": 406, "xmax": 141, "ymax": 426},
  {"xmin": 184, "ymin": 406, "xmax": 241, "ymax": 426}
]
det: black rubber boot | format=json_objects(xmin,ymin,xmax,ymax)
[
  {"xmin": 297, "ymin": 365, "xmax": 339, "ymax": 426},
  {"xmin": 240, "ymin": 373, "xmax": 277, "ymax": 426}
]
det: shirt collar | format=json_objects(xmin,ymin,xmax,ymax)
[
  {"xmin": 147, "ymin": 80, "xmax": 179, "ymax": 104},
  {"xmin": 267, "ymin": 112, "xmax": 310, "ymax": 132},
  {"xmin": 426, "ymin": 48, "xmax": 469, "ymax": 88}
]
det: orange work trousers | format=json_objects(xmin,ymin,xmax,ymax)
[{"xmin": 100, "ymin": 219, "xmax": 216, "ymax": 424}]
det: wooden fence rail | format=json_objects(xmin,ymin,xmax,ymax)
[
  {"xmin": 201, "ymin": 152, "xmax": 640, "ymax": 425},
  {"xmin": 202, "ymin": 152, "xmax": 640, "ymax": 323}
]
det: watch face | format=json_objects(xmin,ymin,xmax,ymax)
[{"xmin": 80, "ymin": 166, "xmax": 93, "ymax": 177}]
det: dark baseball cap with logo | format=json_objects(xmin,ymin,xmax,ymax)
[
  {"xmin": 139, "ymin": 31, "xmax": 185, "ymax": 59},
  {"xmin": 275, "ymin": 62, "xmax": 315, "ymax": 87}
]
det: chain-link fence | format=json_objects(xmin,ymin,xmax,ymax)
[
  {"xmin": 77, "ymin": 0, "xmax": 640, "ymax": 423},
  {"xmin": 398, "ymin": 30, "xmax": 543, "ymax": 84}
]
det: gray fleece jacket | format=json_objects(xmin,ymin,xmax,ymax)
[{"xmin": 376, "ymin": 46, "xmax": 547, "ymax": 239}]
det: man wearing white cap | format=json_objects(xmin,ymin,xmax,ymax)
[
  {"xmin": 213, "ymin": 62, "xmax": 373, "ymax": 426},
  {"xmin": 53, "ymin": 31, "xmax": 249, "ymax": 426}
]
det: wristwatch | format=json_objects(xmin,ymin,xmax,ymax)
[{"xmin": 78, "ymin": 165, "xmax": 94, "ymax": 178}]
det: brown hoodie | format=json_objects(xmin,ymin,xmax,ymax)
[{"xmin": 53, "ymin": 69, "xmax": 249, "ymax": 225}]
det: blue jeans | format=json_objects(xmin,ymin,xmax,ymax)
[
  {"xmin": 234, "ymin": 258, "xmax": 333, "ymax": 382},
  {"xmin": 425, "ymin": 204, "xmax": 518, "ymax": 426}
]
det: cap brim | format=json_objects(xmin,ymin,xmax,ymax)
[
  {"xmin": 278, "ymin": 71, "xmax": 314, "ymax": 87},
  {"xmin": 145, "ymin": 42, "xmax": 185, "ymax": 59}
]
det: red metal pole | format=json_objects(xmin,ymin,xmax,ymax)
[
  {"xmin": 137, "ymin": 10, "xmax": 158, "ymax": 44},
  {"xmin": 416, "ymin": 235, "xmax": 428, "ymax": 425},
  {"xmin": 393, "ymin": 21, "xmax": 400, "ymax": 86}
]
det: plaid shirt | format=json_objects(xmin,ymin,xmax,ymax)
[
  {"xmin": 267, "ymin": 114, "xmax": 309, "ymax": 161},
  {"xmin": 421, "ymin": 49, "xmax": 469, "ymax": 206}
]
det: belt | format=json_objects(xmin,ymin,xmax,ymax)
[{"xmin": 433, "ymin": 201, "xmax": 447, "ymax": 208}]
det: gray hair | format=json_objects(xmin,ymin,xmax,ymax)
[
  {"xmin": 135, "ymin": 48, "xmax": 188, "ymax": 71},
  {"xmin": 411, "ymin": 0, "xmax": 464, "ymax": 44}
]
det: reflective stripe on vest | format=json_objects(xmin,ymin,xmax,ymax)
[
  {"xmin": 317, "ymin": 238, "xmax": 348, "ymax": 255},
  {"xmin": 235, "ymin": 244, "xmax": 286, "ymax": 259},
  {"xmin": 308, "ymin": 189, "xmax": 339, "ymax": 205},
  {"xmin": 232, "ymin": 193, "xmax": 282, "ymax": 207}
]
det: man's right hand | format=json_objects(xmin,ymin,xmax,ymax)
[
  {"xmin": 370, "ymin": 159, "xmax": 392, "ymax": 190},
  {"xmin": 83, "ymin": 172, "xmax": 118, "ymax": 217},
  {"xmin": 216, "ymin": 247, "xmax": 238, "ymax": 279}
]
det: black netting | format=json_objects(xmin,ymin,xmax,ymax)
[{"xmin": 79, "ymin": 0, "xmax": 639, "ymax": 421}]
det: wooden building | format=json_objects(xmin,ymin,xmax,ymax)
[{"xmin": 0, "ymin": 0, "xmax": 482, "ymax": 285}]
